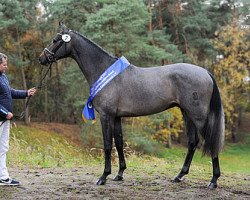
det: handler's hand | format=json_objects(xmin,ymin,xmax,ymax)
[
  {"xmin": 6, "ymin": 112, "xmax": 13, "ymax": 120},
  {"xmin": 28, "ymin": 87, "xmax": 37, "ymax": 97}
]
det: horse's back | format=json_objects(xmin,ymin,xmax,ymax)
[{"xmin": 130, "ymin": 62, "xmax": 213, "ymax": 101}]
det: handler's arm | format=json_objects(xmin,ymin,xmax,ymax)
[
  {"xmin": 11, "ymin": 87, "xmax": 37, "ymax": 99},
  {"xmin": 11, "ymin": 88, "xmax": 28, "ymax": 99}
]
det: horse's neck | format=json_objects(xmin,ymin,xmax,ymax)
[{"xmin": 71, "ymin": 35, "xmax": 116, "ymax": 86}]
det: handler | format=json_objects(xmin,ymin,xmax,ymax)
[{"xmin": 0, "ymin": 53, "xmax": 36, "ymax": 186}]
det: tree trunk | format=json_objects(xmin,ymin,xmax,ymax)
[
  {"xmin": 21, "ymin": 67, "xmax": 29, "ymax": 123},
  {"xmin": 238, "ymin": 107, "xmax": 243, "ymax": 127},
  {"xmin": 231, "ymin": 127, "xmax": 237, "ymax": 143},
  {"xmin": 16, "ymin": 27, "xmax": 29, "ymax": 124},
  {"xmin": 172, "ymin": 1, "xmax": 181, "ymax": 45},
  {"xmin": 166, "ymin": 123, "xmax": 172, "ymax": 148},
  {"xmin": 148, "ymin": 0, "xmax": 153, "ymax": 32},
  {"xmin": 148, "ymin": 0, "xmax": 155, "ymax": 45},
  {"xmin": 167, "ymin": 132, "xmax": 172, "ymax": 148},
  {"xmin": 158, "ymin": 0, "xmax": 163, "ymax": 30},
  {"xmin": 173, "ymin": 16, "xmax": 180, "ymax": 44},
  {"xmin": 55, "ymin": 62, "xmax": 61, "ymax": 122},
  {"xmin": 231, "ymin": 114, "xmax": 238, "ymax": 143},
  {"xmin": 44, "ymin": 82, "xmax": 48, "ymax": 122}
]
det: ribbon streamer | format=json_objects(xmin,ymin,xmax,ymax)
[{"xmin": 82, "ymin": 56, "xmax": 130, "ymax": 122}]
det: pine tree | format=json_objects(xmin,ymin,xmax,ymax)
[{"xmin": 83, "ymin": 0, "xmax": 184, "ymax": 66}]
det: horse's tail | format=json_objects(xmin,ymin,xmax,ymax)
[{"xmin": 202, "ymin": 72, "xmax": 225, "ymax": 158}]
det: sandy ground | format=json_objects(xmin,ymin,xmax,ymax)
[
  {"xmin": 0, "ymin": 166, "xmax": 249, "ymax": 200},
  {"xmin": 4, "ymin": 114, "xmax": 249, "ymax": 200}
]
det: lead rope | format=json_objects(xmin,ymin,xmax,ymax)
[{"xmin": 0, "ymin": 63, "xmax": 53, "ymax": 127}]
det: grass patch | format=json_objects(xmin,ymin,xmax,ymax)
[
  {"xmin": 159, "ymin": 138, "xmax": 250, "ymax": 176},
  {"xmin": 9, "ymin": 125, "xmax": 97, "ymax": 168},
  {"xmin": 220, "ymin": 134, "xmax": 250, "ymax": 174}
]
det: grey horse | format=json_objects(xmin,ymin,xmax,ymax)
[{"xmin": 39, "ymin": 23, "xmax": 224, "ymax": 189}]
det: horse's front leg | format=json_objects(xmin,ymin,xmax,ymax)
[
  {"xmin": 96, "ymin": 114, "xmax": 115, "ymax": 185},
  {"xmin": 113, "ymin": 117, "xmax": 126, "ymax": 181}
]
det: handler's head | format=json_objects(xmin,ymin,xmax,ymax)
[
  {"xmin": 0, "ymin": 53, "xmax": 7, "ymax": 64},
  {"xmin": 0, "ymin": 53, "xmax": 8, "ymax": 73}
]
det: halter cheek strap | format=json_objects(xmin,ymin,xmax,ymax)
[{"xmin": 44, "ymin": 48, "xmax": 55, "ymax": 63}]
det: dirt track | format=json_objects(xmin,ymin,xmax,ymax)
[{"xmin": 0, "ymin": 166, "xmax": 249, "ymax": 200}]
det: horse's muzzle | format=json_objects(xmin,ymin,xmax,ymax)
[{"xmin": 38, "ymin": 55, "xmax": 47, "ymax": 65}]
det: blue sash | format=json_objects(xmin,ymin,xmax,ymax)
[{"xmin": 82, "ymin": 56, "xmax": 130, "ymax": 122}]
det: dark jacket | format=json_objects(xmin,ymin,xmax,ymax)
[{"xmin": 0, "ymin": 73, "xmax": 27, "ymax": 120}]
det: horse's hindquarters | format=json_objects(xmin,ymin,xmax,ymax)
[{"xmin": 170, "ymin": 65, "xmax": 214, "ymax": 131}]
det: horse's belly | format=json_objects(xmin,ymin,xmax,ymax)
[{"xmin": 116, "ymin": 90, "xmax": 176, "ymax": 117}]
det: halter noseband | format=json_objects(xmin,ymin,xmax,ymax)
[{"xmin": 43, "ymin": 31, "xmax": 72, "ymax": 64}]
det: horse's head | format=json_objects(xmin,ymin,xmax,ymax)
[{"xmin": 39, "ymin": 22, "xmax": 72, "ymax": 65}]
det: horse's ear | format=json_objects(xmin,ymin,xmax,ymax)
[
  {"xmin": 59, "ymin": 21, "xmax": 64, "ymax": 27},
  {"xmin": 59, "ymin": 21, "xmax": 69, "ymax": 32}
]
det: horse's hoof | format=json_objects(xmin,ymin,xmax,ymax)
[
  {"xmin": 113, "ymin": 175, "xmax": 123, "ymax": 181},
  {"xmin": 96, "ymin": 178, "xmax": 106, "ymax": 185},
  {"xmin": 208, "ymin": 182, "xmax": 217, "ymax": 189},
  {"xmin": 173, "ymin": 176, "xmax": 183, "ymax": 183}
]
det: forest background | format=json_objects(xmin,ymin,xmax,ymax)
[{"xmin": 0, "ymin": 0, "xmax": 249, "ymax": 153}]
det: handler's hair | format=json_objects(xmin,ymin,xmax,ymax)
[{"xmin": 0, "ymin": 53, "xmax": 7, "ymax": 64}]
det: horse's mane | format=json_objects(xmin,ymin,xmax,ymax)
[{"xmin": 72, "ymin": 30, "xmax": 116, "ymax": 59}]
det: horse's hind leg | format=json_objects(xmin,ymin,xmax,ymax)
[
  {"xmin": 208, "ymin": 157, "xmax": 220, "ymax": 189},
  {"xmin": 96, "ymin": 114, "xmax": 115, "ymax": 185},
  {"xmin": 174, "ymin": 114, "xmax": 199, "ymax": 182},
  {"xmin": 113, "ymin": 117, "xmax": 127, "ymax": 181}
]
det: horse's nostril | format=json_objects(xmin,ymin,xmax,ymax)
[{"xmin": 38, "ymin": 57, "xmax": 44, "ymax": 65}]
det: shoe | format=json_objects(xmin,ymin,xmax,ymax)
[{"xmin": 0, "ymin": 178, "xmax": 20, "ymax": 186}]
